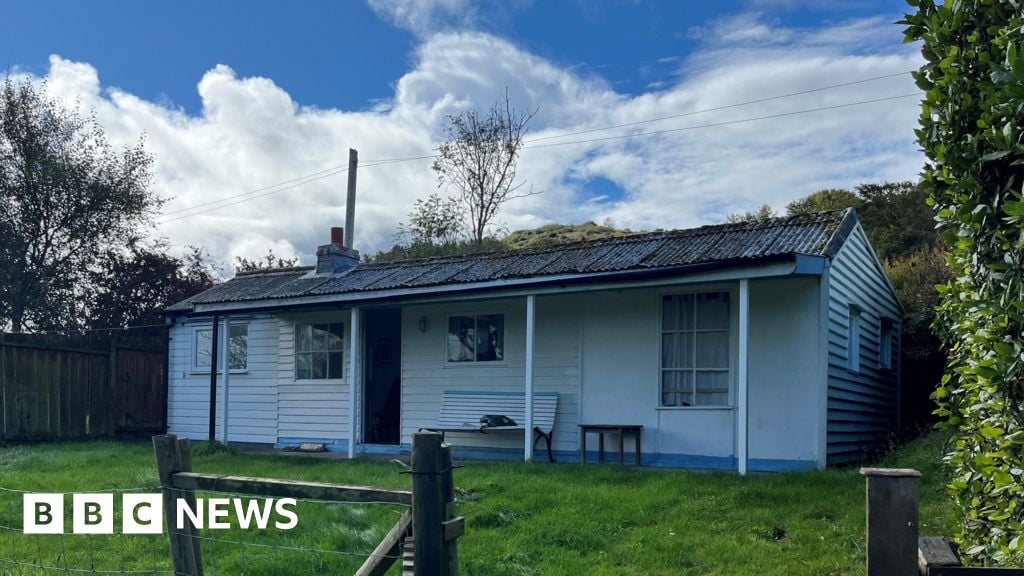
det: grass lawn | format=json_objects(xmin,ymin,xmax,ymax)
[{"xmin": 0, "ymin": 432, "xmax": 953, "ymax": 576}]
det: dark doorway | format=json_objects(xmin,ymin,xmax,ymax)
[{"xmin": 363, "ymin": 308, "xmax": 401, "ymax": 445}]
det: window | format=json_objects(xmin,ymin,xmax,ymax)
[
  {"xmin": 660, "ymin": 292, "xmax": 730, "ymax": 407},
  {"xmin": 447, "ymin": 314, "xmax": 504, "ymax": 363},
  {"xmin": 295, "ymin": 323, "xmax": 344, "ymax": 380},
  {"xmin": 194, "ymin": 324, "xmax": 248, "ymax": 371},
  {"xmin": 848, "ymin": 306, "xmax": 862, "ymax": 373},
  {"xmin": 880, "ymin": 318, "xmax": 896, "ymax": 370}
]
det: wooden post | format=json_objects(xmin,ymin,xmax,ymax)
[
  {"xmin": 412, "ymin": 432, "xmax": 444, "ymax": 576},
  {"xmin": 860, "ymin": 467, "xmax": 920, "ymax": 576},
  {"xmin": 220, "ymin": 314, "xmax": 230, "ymax": 444},
  {"xmin": 441, "ymin": 443, "xmax": 459, "ymax": 576},
  {"xmin": 524, "ymin": 294, "xmax": 535, "ymax": 461},
  {"xmin": 737, "ymin": 278, "xmax": 749, "ymax": 475},
  {"xmin": 412, "ymin": 432, "xmax": 462, "ymax": 576},
  {"xmin": 154, "ymin": 435, "xmax": 204, "ymax": 576}
]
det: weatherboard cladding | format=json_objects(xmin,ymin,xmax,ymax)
[{"xmin": 167, "ymin": 209, "xmax": 853, "ymax": 312}]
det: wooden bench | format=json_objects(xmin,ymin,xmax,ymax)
[{"xmin": 423, "ymin": 390, "xmax": 559, "ymax": 462}]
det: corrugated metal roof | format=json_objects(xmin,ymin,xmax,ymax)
[{"xmin": 167, "ymin": 209, "xmax": 855, "ymax": 313}]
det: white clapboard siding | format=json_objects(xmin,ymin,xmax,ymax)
[
  {"xmin": 400, "ymin": 295, "xmax": 581, "ymax": 453},
  {"xmin": 276, "ymin": 315, "xmax": 350, "ymax": 442},
  {"xmin": 826, "ymin": 224, "xmax": 902, "ymax": 464},
  {"xmin": 167, "ymin": 315, "xmax": 280, "ymax": 444}
]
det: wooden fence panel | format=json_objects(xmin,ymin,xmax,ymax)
[
  {"xmin": 0, "ymin": 333, "xmax": 165, "ymax": 440},
  {"xmin": 114, "ymin": 347, "xmax": 166, "ymax": 433}
]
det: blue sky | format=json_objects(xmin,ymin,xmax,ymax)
[{"xmin": 1, "ymin": 0, "xmax": 922, "ymax": 267}]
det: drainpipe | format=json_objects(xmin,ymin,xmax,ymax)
[{"xmin": 208, "ymin": 313, "xmax": 220, "ymax": 444}]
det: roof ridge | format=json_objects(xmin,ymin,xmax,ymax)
[
  {"xmin": 233, "ymin": 265, "xmax": 316, "ymax": 278},
  {"xmin": 358, "ymin": 209, "xmax": 848, "ymax": 269}
]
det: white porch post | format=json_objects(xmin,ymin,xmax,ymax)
[
  {"xmin": 738, "ymin": 279, "xmax": 750, "ymax": 475},
  {"xmin": 220, "ymin": 314, "xmax": 230, "ymax": 443},
  {"xmin": 348, "ymin": 306, "xmax": 361, "ymax": 459},
  {"xmin": 525, "ymin": 294, "xmax": 536, "ymax": 461}
]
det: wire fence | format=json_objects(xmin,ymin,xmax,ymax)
[{"xmin": 0, "ymin": 484, "xmax": 410, "ymax": 576}]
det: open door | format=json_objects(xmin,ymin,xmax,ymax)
[{"xmin": 363, "ymin": 308, "xmax": 401, "ymax": 444}]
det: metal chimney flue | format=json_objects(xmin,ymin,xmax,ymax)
[{"xmin": 344, "ymin": 148, "xmax": 358, "ymax": 249}]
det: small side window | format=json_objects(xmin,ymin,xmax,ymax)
[
  {"xmin": 880, "ymin": 319, "xmax": 896, "ymax": 371},
  {"xmin": 847, "ymin": 305, "xmax": 861, "ymax": 373}
]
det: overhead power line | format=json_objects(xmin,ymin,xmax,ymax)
[
  {"xmin": 522, "ymin": 92, "xmax": 921, "ymax": 150},
  {"xmin": 524, "ymin": 69, "xmax": 916, "ymax": 144},
  {"xmin": 157, "ymin": 71, "xmax": 922, "ymax": 221},
  {"xmin": 159, "ymin": 167, "xmax": 348, "ymax": 224},
  {"xmin": 160, "ymin": 163, "xmax": 349, "ymax": 218}
]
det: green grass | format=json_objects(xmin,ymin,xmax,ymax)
[{"xmin": 0, "ymin": 432, "xmax": 954, "ymax": 576}]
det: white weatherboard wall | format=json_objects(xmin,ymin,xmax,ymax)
[
  {"xmin": 579, "ymin": 279, "xmax": 822, "ymax": 468},
  {"xmin": 276, "ymin": 311, "xmax": 351, "ymax": 448},
  {"xmin": 826, "ymin": 224, "xmax": 902, "ymax": 464},
  {"xmin": 400, "ymin": 296, "xmax": 581, "ymax": 455},
  {"xmin": 167, "ymin": 314, "xmax": 279, "ymax": 443},
  {"xmin": 746, "ymin": 276, "xmax": 822, "ymax": 467}
]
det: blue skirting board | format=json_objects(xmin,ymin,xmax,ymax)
[{"xmin": 277, "ymin": 438, "xmax": 815, "ymax": 471}]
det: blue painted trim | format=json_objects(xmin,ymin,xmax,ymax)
[
  {"xmin": 358, "ymin": 443, "xmax": 408, "ymax": 455},
  {"xmin": 275, "ymin": 437, "xmax": 349, "ymax": 453},
  {"xmin": 442, "ymin": 390, "xmax": 557, "ymax": 397},
  {"xmin": 348, "ymin": 443, "xmax": 814, "ymax": 472},
  {"xmin": 793, "ymin": 254, "xmax": 826, "ymax": 275}
]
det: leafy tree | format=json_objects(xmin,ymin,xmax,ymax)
[
  {"xmin": 399, "ymin": 192, "xmax": 465, "ymax": 245},
  {"xmin": 432, "ymin": 91, "xmax": 538, "ymax": 245},
  {"xmin": 235, "ymin": 249, "xmax": 299, "ymax": 274},
  {"xmin": 786, "ymin": 188, "xmax": 862, "ymax": 215},
  {"xmin": 785, "ymin": 181, "xmax": 936, "ymax": 261},
  {"xmin": 368, "ymin": 238, "xmax": 505, "ymax": 263},
  {"xmin": 725, "ymin": 204, "xmax": 777, "ymax": 223},
  {"xmin": 884, "ymin": 244, "xmax": 952, "ymax": 430},
  {"xmin": 0, "ymin": 77, "xmax": 158, "ymax": 332},
  {"xmin": 87, "ymin": 244, "xmax": 219, "ymax": 330},
  {"xmin": 856, "ymin": 181, "xmax": 935, "ymax": 261},
  {"xmin": 904, "ymin": 1, "xmax": 1024, "ymax": 564}
]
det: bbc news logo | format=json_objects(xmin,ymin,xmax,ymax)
[{"xmin": 23, "ymin": 493, "xmax": 298, "ymax": 534}]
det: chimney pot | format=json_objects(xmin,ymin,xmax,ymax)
[{"xmin": 331, "ymin": 227, "xmax": 344, "ymax": 245}]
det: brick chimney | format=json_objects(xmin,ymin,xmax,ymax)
[{"xmin": 316, "ymin": 226, "xmax": 360, "ymax": 274}]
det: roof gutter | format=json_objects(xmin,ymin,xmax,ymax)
[{"xmin": 185, "ymin": 253, "xmax": 824, "ymax": 316}]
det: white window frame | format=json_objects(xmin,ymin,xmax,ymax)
[
  {"xmin": 658, "ymin": 289, "xmax": 733, "ymax": 408},
  {"xmin": 880, "ymin": 318, "xmax": 895, "ymax": 371},
  {"xmin": 848, "ymin": 305, "xmax": 862, "ymax": 374},
  {"xmin": 191, "ymin": 323, "xmax": 249, "ymax": 374},
  {"xmin": 444, "ymin": 312, "xmax": 507, "ymax": 365},
  {"xmin": 293, "ymin": 322, "xmax": 345, "ymax": 381}
]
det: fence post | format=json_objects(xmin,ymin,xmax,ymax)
[
  {"xmin": 860, "ymin": 467, "xmax": 920, "ymax": 576},
  {"xmin": 412, "ymin": 431, "xmax": 463, "ymax": 576},
  {"xmin": 412, "ymin": 432, "xmax": 444, "ymax": 576},
  {"xmin": 154, "ymin": 434, "xmax": 204, "ymax": 576},
  {"xmin": 441, "ymin": 443, "xmax": 460, "ymax": 576}
]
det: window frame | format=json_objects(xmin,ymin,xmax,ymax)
[
  {"xmin": 293, "ymin": 322, "xmax": 345, "ymax": 381},
  {"xmin": 879, "ymin": 318, "xmax": 896, "ymax": 371},
  {"xmin": 191, "ymin": 322, "xmax": 249, "ymax": 374},
  {"xmin": 444, "ymin": 312, "xmax": 507, "ymax": 366},
  {"xmin": 658, "ymin": 289, "xmax": 735, "ymax": 409},
  {"xmin": 847, "ymin": 305, "xmax": 862, "ymax": 374}
]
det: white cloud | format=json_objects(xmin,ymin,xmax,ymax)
[
  {"xmin": 27, "ymin": 12, "xmax": 924, "ymax": 274},
  {"xmin": 367, "ymin": 0, "xmax": 476, "ymax": 36}
]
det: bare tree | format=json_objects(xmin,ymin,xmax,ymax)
[{"xmin": 432, "ymin": 91, "xmax": 538, "ymax": 245}]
